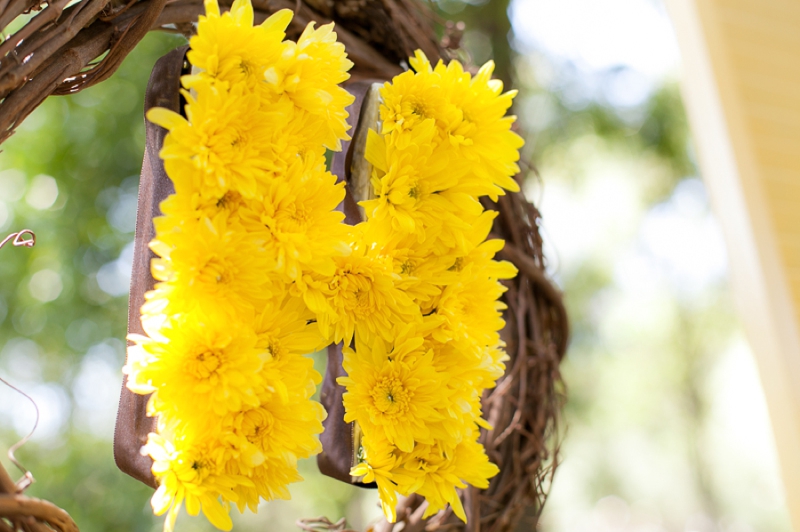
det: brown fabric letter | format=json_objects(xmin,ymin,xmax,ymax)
[{"xmin": 113, "ymin": 46, "xmax": 187, "ymax": 489}]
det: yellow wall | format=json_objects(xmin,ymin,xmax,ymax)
[{"xmin": 666, "ymin": 1, "xmax": 800, "ymax": 529}]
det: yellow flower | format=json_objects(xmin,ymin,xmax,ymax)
[
  {"xmin": 148, "ymin": 212, "xmax": 272, "ymax": 318},
  {"xmin": 153, "ymin": 187, "xmax": 251, "ymax": 249},
  {"xmin": 432, "ymin": 275, "xmax": 508, "ymax": 349},
  {"xmin": 424, "ymin": 336, "xmax": 500, "ymax": 434},
  {"xmin": 351, "ymin": 430, "xmax": 400, "ymax": 522},
  {"xmin": 338, "ymin": 330, "xmax": 446, "ymax": 452},
  {"xmin": 375, "ymin": 235, "xmax": 453, "ymax": 314},
  {"xmin": 390, "ymin": 436, "xmax": 499, "ymax": 522},
  {"xmin": 185, "ymin": 0, "xmax": 292, "ymax": 94},
  {"xmin": 145, "ymin": 430, "xmax": 245, "ymax": 532},
  {"xmin": 444, "ymin": 210, "xmax": 518, "ymax": 279},
  {"xmin": 225, "ymin": 395, "xmax": 324, "ymax": 510},
  {"xmin": 256, "ymin": 98, "xmax": 331, "ymax": 160},
  {"xmin": 232, "ymin": 399, "xmax": 324, "ymax": 462},
  {"xmin": 300, "ymin": 237, "xmax": 420, "ymax": 344},
  {"xmin": 413, "ymin": 50, "xmax": 524, "ymax": 199},
  {"xmin": 253, "ymin": 291, "xmax": 323, "ymax": 358},
  {"xmin": 263, "ymin": 21, "xmax": 355, "ymax": 150},
  {"xmin": 252, "ymin": 293, "xmax": 325, "ymax": 401},
  {"xmin": 240, "ymin": 152, "xmax": 349, "ymax": 280},
  {"xmin": 361, "ymin": 122, "xmax": 483, "ymax": 246},
  {"xmin": 147, "ymin": 81, "xmax": 279, "ymax": 200},
  {"xmin": 126, "ymin": 310, "xmax": 264, "ymax": 420},
  {"xmin": 379, "ymin": 60, "xmax": 460, "ymax": 137},
  {"xmin": 228, "ymin": 454, "xmax": 301, "ymax": 511}
]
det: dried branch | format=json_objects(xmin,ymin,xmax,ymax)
[
  {"xmin": 0, "ymin": 493, "xmax": 79, "ymax": 532},
  {"xmin": 0, "ymin": 0, "xmax": 436, "ymax": 143},
  {"xmin": 0, "ymin": 461, "xmax": 79, "ymax": 532},
  {"xmin": 0, "ymin": 230, "xmax": 35, "ymax": 248},
  {"xmin": 296, "ymin": 516, "xmax": 358, "ymax": 532}
]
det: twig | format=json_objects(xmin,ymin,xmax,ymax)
[
  {"xmin": 0, "ymin": 230, "xmax": 34, "ymax": 249},
  {"xmin": 0, "ymin": 494, "xmax": 79, "ymax": 532},
  {"xmin": 296, "ymin": 516, "xmax": 357, "ymax": 532}
]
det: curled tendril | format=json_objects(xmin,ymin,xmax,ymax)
[
  {"xmin": 0, "ymin": 229, "xmax": 38, "ymax": 491},
  {"xmin": 0, "ymin": 229, "xmax": 35, "ymax": 249},
  {"xmin": 0, "ymin": 375, "xmax": 38, "ymax": 491}
]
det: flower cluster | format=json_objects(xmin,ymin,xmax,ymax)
[
  {"xmin": 335, "ymin": 51, "xmax": 523, "ymax": 522},
  {"xmin": 124, "ymin": 1, "xmax": 354, "ymax": 530}
]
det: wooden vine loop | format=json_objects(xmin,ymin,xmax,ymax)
[
  {"xmin": 1, "ymin": 1, "xmax": 568, "ymax": 529},
  {"xmin": 0, "ymin": 483, "xmax": 80, "ymax": 532}
]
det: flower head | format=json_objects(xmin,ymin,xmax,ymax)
[
  {"xmin": 145, "ymin": 430, "xmax": 244, "ymax": 532},
  {"xmin": 185, "ymin": 1, "xmax": 292, "ymax": 94},
  {"xmin": 147, "ymin": 212, "xmax": 272, "ymax": 318},
  {"xmin": 300, "ymin": 238, "xmax": 420, "ymax": 344},
  {"xmin": 263, "ymin": 21, "xmax": 355, "ymax": 150},
  {"xmin": 241, "ymin": 152, "xmax": 349, "ymax": 280},
  {"xmin": 338, "ymin": 330, "xmax": 446, "ymax": 452},
  {"xmin": 147, "ymin": 82, "xmax": 278, "ymax": 200},
  {"xmin": 126, "ymin": 310, "xmax": 264, "ymax": 420}
]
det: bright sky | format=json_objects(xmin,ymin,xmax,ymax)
[{"xmin": 510, "ymin": 0, "xmax": 680, "ymax": 81}]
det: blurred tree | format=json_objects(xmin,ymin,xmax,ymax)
[{"xmin": 0, "ymin": 31, "xmax": 187, "ymax": 532}]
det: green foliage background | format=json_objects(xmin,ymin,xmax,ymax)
[{"xmin": 1, "ymin": 33, "xmax": 185, "ymax": 531}]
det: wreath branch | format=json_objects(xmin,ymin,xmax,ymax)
[
  {"xmin": 0, "ymin": 0, "xmax": 432, "ymax": 143},
  {"xmin": 0, "ymin": 491, "xmax": 79, "ymax": 532},
  {"xmin": 0, "ymin": 1, "xmax": 566, "ymax": 529}
]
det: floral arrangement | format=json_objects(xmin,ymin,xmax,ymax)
[
  {"xmin": 335, "ymin": 51, "xmax": 523, "ymax": 523},
  {"xmin": 123, "ymin": 0, "xmax": 524, "ymax": 527},
  {"xmin": 123, "ymin": 0, "xmax": 354, "ymax": 529}
]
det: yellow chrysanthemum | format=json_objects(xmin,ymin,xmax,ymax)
[
  {"xmin": 253, "ymin": 292, "xmax": 324, "ymax": 360},
  {"xmin": 240, "ymin": 152, "xmax": 349, "ymax": 280},
  {"xmin": 424, "ymin": 336, "xmax": 499, "ymax": 434},
  {"xmin": 362, "ymin": 122, "xmax": 482, "ymax": 247},
  {"xmin": 185, "ymin": 0, "xmax": 292, "ymax": 93},
  {"xmin": 145, "ymin": 430, "xmax": 245, "ymax": 532},
  {"xmin": 379, "ymin": 60, "xmax": 460, "ymax": 138},
  {"xmin": 350, "ymin": 430, "xmax": 400, "ymax": 522},
  {"xmin": 442, "ymin": 210, "xmax": 518, "ymax": 280},
  {"xmin": 263, "ymin": 21, "xmax": 355, "ymax": 150},
  {"xmin": 232, "ymin": 398, "xmax": 324, "ymax": 463},
  {"xmin": 375, "ymin": 235, "xmax": 454, "ymax": 313},
  {"xmin": 147, "ymin": 212, "xmax": 272, "ymax": 318},
  {"xmin": 225, "ymin": 396, "xmax": 324, "ymax": 510},
  {"xmin": 300, "ymin": 237, "xmax": 420, "ymax": 344},
  {"xmin": 252, "ymin": 294, "xmax": 325, "ymax": 401},
  {"xmin": 390, "ymin": 436, "xmax": 499, "ymax": 522},
  {"xmin": 338, "ymin": 329, "xmax": 447, "ymax": 452},
  {"xmin": 155, "ymin": 187, "xmax": 250, "ymax": 240},
  {"xmin": 126, "ymin": 310, "xmax": 264, "ymax": 420},
  {"xmin": 432, "ymin": 275, "xmax": 508, "ymax": 348},
  {"xmin": 147, "ymin": 81, "xmax": 280, "ymax": 200},
  {"xmin": 227, "ymin": 453, "xmax": 301, "ymax": 511},
  {"xmin": 425, "ymin": 52, "xmax": 524, "ymax": 198}
]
